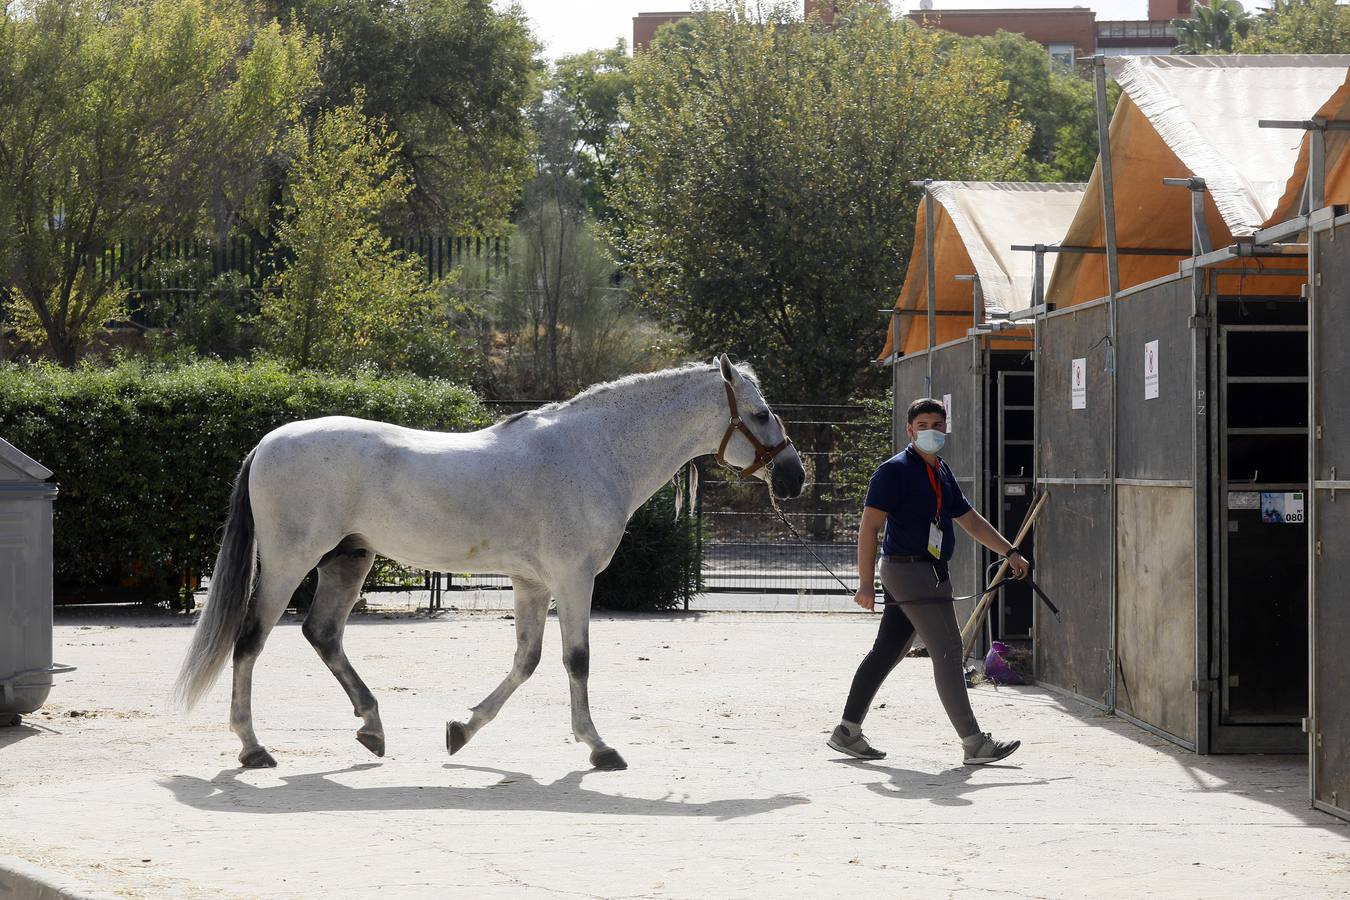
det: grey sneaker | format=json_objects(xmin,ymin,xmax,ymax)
[
  {"xmin": 827, "ymin": 724, "xmax": 886, "ymax": 760},
  {"xmin": 962, "ymin": 732, "xmax": 1020, "ymax": 765}
]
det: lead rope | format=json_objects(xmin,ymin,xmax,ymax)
[{"xmin": 766, "ymin": 491, "xmax": 1057, "ymax": 613}]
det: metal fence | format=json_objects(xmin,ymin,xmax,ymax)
[
  {"xmin": 90, "ymin": 233, "xmax": 508, "ymax": 323},
  {"xmin": 698, "ymin": 403, "xmax": 868, "ymax": 595}
]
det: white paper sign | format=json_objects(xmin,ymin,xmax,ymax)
[
  {"xmin": 1144, "ymin": 339, "xmax": 1160, "ymax": 400},
  {"xmin": 1228, "ymin": 491, "xmax": 1260, "ymax": 510},
  {"xmin": 1261, "ymin": 492, "xmax": 1306, "ymax": 525},
  {"xmin": 942, "ymin": 393, "xmax": 953, "ymax": 431},
  {"xmin": 1071, "ymin": 358, "xmax": 1087, "ymax": 410}
]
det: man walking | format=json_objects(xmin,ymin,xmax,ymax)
[{"xmin": 828, "ymin": 398, "xmax": 1030, "ymax": 765}]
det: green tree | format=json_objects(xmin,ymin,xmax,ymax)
[
  {"xmin": 953, "ymin": 31, "xmax": 1103, "ymax": 183},
  {"xmin": 266, "ymin": 0, "xmax": 540, "ymax": 234},
  {"xmin": 607, "ymin": 0, "xmax": 1030, "ymax": 405},
  {"xmin": 493, "ymin": 201, "xmax": 681, "ymax": 399},
  {"xmin": 1236, "ymin": 0, "xmax": 1350, "ymax": 53},
  {"xmin": 0, "ymin": 0, "xmax": 320, "ymax": 365},
  {"xmin": 259, "ymin": 102, "xmax": 473, "ymax": 377},
  {"xmin": 551, "ymin": 42, "xmax": 635, "ymax": 220},
  {"xmin": 1174, "ymin": 0, "xmax": 1254, "ymax": 53}
]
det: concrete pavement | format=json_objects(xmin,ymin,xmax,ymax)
[{"xmin": 2, "ymin": 607, "xmax": 1347, "ymax": 899}]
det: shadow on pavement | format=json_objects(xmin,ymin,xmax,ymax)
[
  {"xmin": 160, "ymin": 762, "xmax": 809, "ymax": 822},
  {"xmin": 832, "ymin": 757, "xmax": 1066, "ymax": 807}
]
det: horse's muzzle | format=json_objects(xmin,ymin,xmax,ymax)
[{"xmin": 771, "ymin": 452, "xmax": 807, "ymax": 500}]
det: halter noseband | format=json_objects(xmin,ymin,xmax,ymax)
[{"xmin": 715, "ymin": 380, "xmax": 793, "ymax": 480}]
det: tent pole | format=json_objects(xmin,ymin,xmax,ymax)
[
  {"xmin": 923, "ymin": 180, "xmax": 936, "ymax": 396},
  {"xmin": 1092, "ymin": 55, "xmax": 1120, "ymax": 299},
  {"xmin": 1091, "ymin": 53, "xmax": 1119, "ymax": 711}
]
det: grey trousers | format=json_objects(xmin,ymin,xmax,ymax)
[{"xmin": 867, "ymin": 558, "xmax": 979, "ymax": 738}]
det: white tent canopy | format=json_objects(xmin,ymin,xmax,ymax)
[
  {"xmin": 1048, "ymin": 55, "xmax": 1350, "ymax": 308},
  {"xmin": 883, "ymin": 181, "xmax": 1086, "ymax": 358}
]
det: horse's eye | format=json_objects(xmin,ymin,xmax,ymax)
[{"xmin": 754, "ymin": 411, "xmax": 771, "ymax": 424}]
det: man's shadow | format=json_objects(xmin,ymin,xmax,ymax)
[
  {"xmin": 834, "ymin": 758, "xmax": 1067, "ymax": 807},
  {"xmin": 161, "ymin": 762, "xmax": 809, "ymax": 822}
]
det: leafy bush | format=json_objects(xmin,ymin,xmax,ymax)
[
  {"xmin": 830, "ymin": 393, "xmax": 893, "ymax": 508},
  {"xmin": 0, "ymin": 359, "xmax": 700, "ymax": 609},
  {"xmin": 593, "ymin": 479, "xmax": 700, "ymax": 611},
  {"xmin": 0, "ymin": 359, "xmax": 482, "ymax": 599}
]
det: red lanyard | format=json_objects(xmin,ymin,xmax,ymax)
[{"xmin": 924, "ymin": 460, "xmax": 943, "ymax": 520}]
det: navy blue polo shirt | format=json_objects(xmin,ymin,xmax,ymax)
[{"xmin": 864, "ymin": 445, "xmax": 972, "ymax": 560}]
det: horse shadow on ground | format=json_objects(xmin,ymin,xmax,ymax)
[
  {"xmin": 160, "ymin": 763, "xmax": 808, "ymax": 822},
  {"xmin": 833, "ymin": 758, "xmax": 1068, "ymax": 807}
]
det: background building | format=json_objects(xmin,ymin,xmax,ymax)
[{"xmin": 636, "ymin": 1, "xmax": 1192, "ymax": 61}]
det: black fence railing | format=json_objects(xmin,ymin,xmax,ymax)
[
  {"xmin": 88, "ymin": 233, "xmax": 509, "ymax": 323},
  {"xmin": 697, "ymin": 403, "xmax": 867, "ymax": 595}
]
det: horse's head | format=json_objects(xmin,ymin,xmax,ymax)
[{"xmin": 715, "ymin": 353, "xmax": 806, "ymax": 500}]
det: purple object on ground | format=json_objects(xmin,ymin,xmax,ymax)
[{"xmin": 984, "ymin": 641, "xmax": 1025, "ymax": 685}]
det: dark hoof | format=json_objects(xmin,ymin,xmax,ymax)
[
  {"xmin": 239, "ymin": 746, "xmax": 277, "ymax": 768},
  {"xmin": 357, "ymin": 730, "xmax": 385, "ymax": 757},
  {"xmin": 590, "ymin": 747, "xmax": 628, "ymax": 770},
  {"xmin": 4, "ymin": 714, "xmax": 20, "ymax": 727},
  {"xmin": 446, "ymin": 721, "xmax": 469, "ymax": 755}
]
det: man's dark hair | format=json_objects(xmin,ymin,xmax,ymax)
[{"xmin": 907, "ymin": 398, "xmax": 947, "ymax": 424}]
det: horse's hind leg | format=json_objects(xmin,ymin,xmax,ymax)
[
  {"xmin": 447, "ymin": 576, "xmax": 549, "ymax": 756},
  {"xmin": 232, "ymin": 556, "xmax": 312, "ymax": 769},
  {"xmin": 302, "ymin": 540, "xmax": 381, "ymax": 757},
  {"xmin": 555, "ymin": 575, "xmax": 625, "ymax": 771}
]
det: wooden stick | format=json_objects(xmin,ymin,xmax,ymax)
[{"xmin": 960, "ymin": 490, "xmax": 1050, "ymax": 659}]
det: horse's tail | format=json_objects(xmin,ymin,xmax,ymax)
[{"xmin": 172, "ymin": 449, "xmax": 258, "ymax": 712}]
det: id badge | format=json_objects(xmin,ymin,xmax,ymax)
[{"xmin": 927, "ymin": 521, "xmax": 942, "ymax": 559}]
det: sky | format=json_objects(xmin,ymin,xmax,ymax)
[{"xmin": 503, "ymin": 0, "xmax": 1230, "ymax": 61}]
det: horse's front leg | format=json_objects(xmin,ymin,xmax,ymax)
[
  {"xmin": 447, "ymin": 576, "xmax": 550, "ymax": 756},
  {"xmin": 555, "ymin": 576, "xmax": 626, "ymax": 771}
]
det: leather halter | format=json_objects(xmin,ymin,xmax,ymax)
[{"xmin": 716, "ymin": 380, "xmax": 794, "ymax": 480}]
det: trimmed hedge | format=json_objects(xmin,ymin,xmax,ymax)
[{"xmin": 0, "ymin": 360, "xmax": 700, "ymax": 609}]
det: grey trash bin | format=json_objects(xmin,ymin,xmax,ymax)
[{"xmin": 0, "ymin": 436, "xmax": 72, "ymax": 725}]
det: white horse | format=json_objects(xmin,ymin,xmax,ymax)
[{"xmin": 173, "ymin": 354, "xmax": 805, "ymax": 770}]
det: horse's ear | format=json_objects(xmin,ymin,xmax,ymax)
[{"xmin": 717, "ymin": 353, "xmax": 737, "ymax": 384}]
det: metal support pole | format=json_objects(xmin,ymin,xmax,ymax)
[
  {"xmin": 891, "ymin": 309, "xmax": 901, "ymax": 453},
  {"xmin": 1306, "ymin": 212, "xmax": 1320, "ymax": 801},
  {"xmin": 1190, "ymin": 222, "xmax": 1212, "ymax": 752},
  {"xmin": 1093, "ymin": 55, "xmax": 1121, "ymax": 300},
  {"xmin": 1163, "ymin": 177, "xmax": 1212, "ymax": 257},
  {"xmin": 954, "ymin": 274, "xmax": 982, "ymax": 325},
  {"xmin": 923, "ymin": 180, "xmax": 937, "ymax": 395},
  {"xmin": 1309, "ymin": 122, "xmax": 1327, "ymax": 215},
  {"xmin": 1090, "ymin": 54, "xmax": 1120, "ymax": 711},
  {"xmin": 1032, "ymin": 245, "xmax": 1046, "ymax": 307}
]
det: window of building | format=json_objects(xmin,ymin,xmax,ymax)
[{"xmin": 1048, "ymin": 43, "xmax": 1075, "ymax": 73}]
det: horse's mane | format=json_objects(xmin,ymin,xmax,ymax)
[{"xmin": 495, "ymin": 360, "xmax": 759, "ymax": 426}]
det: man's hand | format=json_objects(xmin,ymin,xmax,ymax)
[
  {"xmin": 854, "ymin": 585, "xmax": 877, "ymax": 612},
  {"xmin": 1007, "ymin": 551, "xmax": 1030, "ymax": 580}
]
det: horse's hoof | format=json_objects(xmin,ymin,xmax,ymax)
[
  {"xmin": 590, "ymin": 747, "xmax": 628, "ymax": 770},
  {"xmin": 239, "ymin": 747, "xmax": 277, "ymax": 768},
  {"xmin": 357, "ymin": 730, "xmax": 385, "ymax": 757},
  {"xmin": 446, "ymin": 721, "xmax": 469, "ymax": 755}
]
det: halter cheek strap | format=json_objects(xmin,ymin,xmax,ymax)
[{"xmin": 715, "ymin": 380, "xmax": 794, "ymax": 480}]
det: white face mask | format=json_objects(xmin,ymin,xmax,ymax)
[{"xmin": 913, "ymin": 428, "xmax": 946, "ymax": 454}]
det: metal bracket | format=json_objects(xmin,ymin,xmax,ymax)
[
  {"xmin": 1191, "ymin": 678, "xmax": 1218, "ymax": 693},
  {"xmin": 1188, "ymin": 313, "xmax": 1212, "ymax": 331},
  {"xmin": 0, "ymin": 664, "xmax": 77, "ymax": 705},
  {"xmin": 1163, "ymin": 177, "xmax": 1212, "ymax": 256}
]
